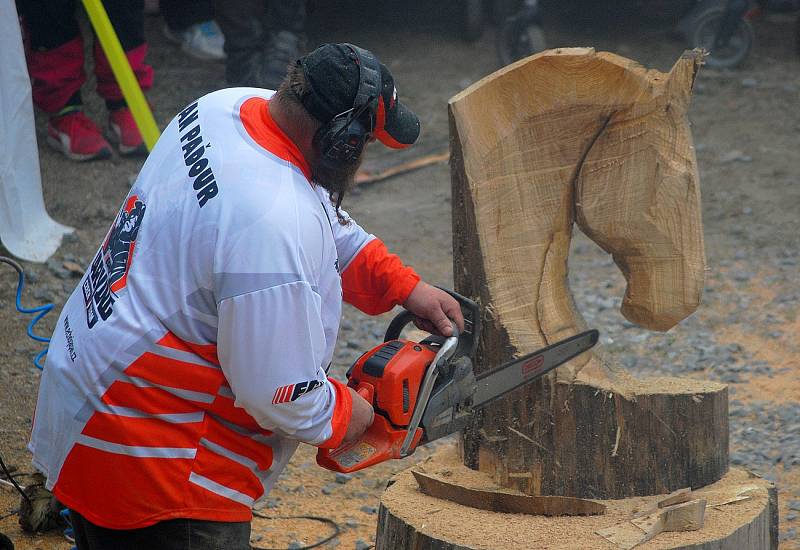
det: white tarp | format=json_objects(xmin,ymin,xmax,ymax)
[{"xmin": 0, "ymin": 0, "xmax": 73, "ymax": 262}]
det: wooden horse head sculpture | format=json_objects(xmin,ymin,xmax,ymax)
[{"xmin": 451, "ymin": 49, "xmax": 726, "ymax": 498}]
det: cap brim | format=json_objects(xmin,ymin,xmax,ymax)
[{"xmin": 374, "ymin": 96, "xmax": 420, "ymax": 149}]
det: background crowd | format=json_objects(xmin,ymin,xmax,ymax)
[{"xmin": 16, "ymin": 0, "xmax": 307, "ymax": 162}]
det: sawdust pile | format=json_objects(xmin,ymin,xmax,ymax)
[{"xmin": 380, "ymin": 444, "xmax": 772, "ymax": 549}]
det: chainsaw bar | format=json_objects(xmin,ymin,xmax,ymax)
[
  {"xmin": 472, "ymin": 329, "xmax": 599, "ymax": 409},
  {"xmin": 419, "ymin": 329, "xmax": 599, "ymax": 445}
]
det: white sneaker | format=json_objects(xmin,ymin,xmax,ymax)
[{"xmin": 163, "ymin": 20, "xmax": 225, "ymax": 61}]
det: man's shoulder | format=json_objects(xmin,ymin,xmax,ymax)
[
  {"xmin": 177, "ymin": 88, "xmax": 275, "ymax": 146},
  {"xmin": 197, "ymin": 87, "xmax": 275, "ymax": 109}
]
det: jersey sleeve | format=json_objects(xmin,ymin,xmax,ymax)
[
  {"xmin": 216, "ymin": 281, "xmax": 352, "ymax": 449},
  {"xmin": 318, "ymin": 190, "xmax": 420, "ymax": 315},
  {"xmin": 341, "ymin": 239, "xmax": 420, "ymax": 315}
]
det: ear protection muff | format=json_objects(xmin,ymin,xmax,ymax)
[{"xmin": 312, "ymin": 44, "xmax": 381, "ymax": 166}]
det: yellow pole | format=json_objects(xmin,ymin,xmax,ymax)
[{"xmin": 81, "ymin": 0, "xmax": 160, "ymax": 151}]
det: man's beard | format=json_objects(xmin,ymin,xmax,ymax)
[
  {"xmin": 311, "ymin": 150, "xmax": 363, "ymax": 223},
  {"xmin": 311, "ymin": 154, "xmax": 361, "ymax": 199}
]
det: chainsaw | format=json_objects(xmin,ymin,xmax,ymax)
[{"xmin": 317, "ymin": 290, "xmax": 599, "ymax": 473}]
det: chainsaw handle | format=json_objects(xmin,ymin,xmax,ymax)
[
  {"xmin": 316, "ymin": 414, "xmax": 424, "ymax": 473},
  {"xmin": 384, "ymin": 310, "xmax": 459, "ymax": 342},
  {"xmin": 384, "ymin": 310, "xmax": 417, "ymax": 342},
  {"xmin": 384, "ymin": 289, "xmax": 479, "ymax": 359}
]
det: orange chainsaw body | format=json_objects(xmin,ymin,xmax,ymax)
[{"xmin": 316, "ymin": 339, "xmax": 437, "ymax": 473}]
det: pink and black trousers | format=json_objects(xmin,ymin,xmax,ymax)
[{"xmin": 17, "ymin": 0, "xmax": 153, "ymax": 114}]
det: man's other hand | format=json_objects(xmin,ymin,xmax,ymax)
[
  {"xmin": 343, "ymin": 387, "xmax": 375, "ymax": 443},
  {"xmin": 402, "ymin": 282, "xmax": 465, "ymax": 337}
]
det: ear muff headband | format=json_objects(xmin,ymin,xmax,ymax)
[
  {"xmin": 314, "ymin": 44, "xmax": 382, "ymax": 165},
  {"xmin": 346, "ymin": 43, "xmax": 381, "ymax": 125}
]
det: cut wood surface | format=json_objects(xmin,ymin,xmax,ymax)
[
  {"xmin": 376, "ymin": 444, "xmax": 777, "ymax": 550},
  {"xmin": 450, "ymin": 48, "xmax": 725, "ymax": 498},
  {"xmin": 411, "ymin": 469, "xmax": 605, "ymax": 516}
]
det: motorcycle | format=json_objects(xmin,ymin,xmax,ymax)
[{"xmin": 496, "ymin": 0, "xmax": 758, "ymax": 69}]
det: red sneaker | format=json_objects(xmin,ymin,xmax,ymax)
[
  {"xmin": 47, "ymin": 111, "xmax": 112, "ymax": 161},
  {"xmin": 108, "ymin": 107, "xmax": 147, "ymax": 156}
]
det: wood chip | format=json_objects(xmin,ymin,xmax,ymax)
[
  {"xmin": 657, "ymin": 487, "xmax": 693, "ymax": 508},
  {"xmin": 708, "ymin": 484, "xmax": 760, "ymax": 507},
  {"xmin": 631, "ymin": 487, "xmax": 692, "ymax": 519},
  {"xmin": 597, "ymin": 498, "xmax": 707, "ymax": 549},
  {"xmin": 632, "ymin": 498, "xmax": 706, "ymax": 533},
  {"xmin": 412, "ymin": 469, "xmax": 605, "ymax": 516}
]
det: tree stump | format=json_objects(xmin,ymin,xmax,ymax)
[{"xmin": 374, "ymin": 48, "xmax": 777, "ymax": 549}]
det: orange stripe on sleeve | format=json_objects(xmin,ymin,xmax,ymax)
[
  {"xmin": 341, "ymin": 239, "xmax": 420, "ymax": 315},
  {"xmin": 316, "ymin": 378, "xmax": 352, "ymax": 450}
]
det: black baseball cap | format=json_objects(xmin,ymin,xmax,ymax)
[{"xmin": 297, "ymin": 43, "xmax": 421, "ymax": 149}]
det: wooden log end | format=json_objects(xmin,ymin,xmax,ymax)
[{"xmin": 376, "ymin": 443, "xmax": 776, "ymax": 550}]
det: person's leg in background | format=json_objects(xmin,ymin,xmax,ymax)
[
  {"xmin": 214, "ymin": 0, "xmax": 268, "ymax": 87},
  {"xmin": 261, "ymin": 0, "xmax": 307, "ymax": 87},
  {"xmin": 92, "ymin": 0, "xmax": 153, "ymax": 156},
  {"xmin": 17, "ymin": 0, "xmax": 113, "ymax": 161},
  {"xmin": 215, "ymin": 0, "xmax": 307, "ymax": 89},
  {"xmin": 161, "ymin": 0, "xmax": 225, "ymax": 61}
]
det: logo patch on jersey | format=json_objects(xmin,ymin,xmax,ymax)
[
  {"xmin": 83, "ymin": 195, "xmax": 146, "ymax": 328},
  {"xmin": 272, "ymin": 380, "xmax": 324, "ymax": 404}
]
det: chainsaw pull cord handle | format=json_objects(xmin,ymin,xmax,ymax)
[{"xmin": 398, "ymin": 333, "xmax": 458, "ymax": 457}]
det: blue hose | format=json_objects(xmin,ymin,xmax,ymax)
[{"xmin": 2, "ymin": 257, "xmax": 53, "ymax": 369}]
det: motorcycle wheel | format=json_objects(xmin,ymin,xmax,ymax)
[
  {"xmin": 497, "ymin": 20, "xmax": 547, "ymax": 66},
  {"xmin": 687, "ymin": 7, "xmax": 754, "ymax": 69}
]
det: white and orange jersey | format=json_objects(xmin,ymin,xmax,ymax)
[{"xmin": 28, "ymin": 88, "xmax": 420, "ymax": 529}]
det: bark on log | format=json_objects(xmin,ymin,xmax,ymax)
[
  {"xmin": 375, "ymin": 445, "xmax": 777, "ymax": 550},
  {"xmin": 449, "ymin": 48, "xmax": 727, "ymax": 499}
]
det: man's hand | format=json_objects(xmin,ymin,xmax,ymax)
[
  {"xmin": 402, "ymin": 282, "xmax": 465, "ymax": 337},
  {"xmin": 343, "ymin": 387, "xmax": 375, "ymax": 443}
]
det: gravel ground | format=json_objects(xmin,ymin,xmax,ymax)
[{"xmin": 2, "ymin": 1, "xmax": 799, "ymax": 548}]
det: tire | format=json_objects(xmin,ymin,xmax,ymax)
[
  {"xmin": 462, "ymin": 0, "xmax": 485, "ymax": 42},
  {"xmin": 497, "ymin": 20, "xmax": 547, "ymax": 66},
  {"xmin": 687, "ymin": 7, "xmax": 754, "ymax": 68}
]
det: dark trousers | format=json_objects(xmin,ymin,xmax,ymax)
[
  {"xmin": 16, "ymin": 0, "xmax": 152, "ymax": 112},
  {"xmin": 214, "ymin": 0, "xmax": 307, "ymax": 86},
  {"xmin": 161, "ymin": 0, "xmax": 215, "ymax": 32},
  {"xmin": 69, "ymin": 510, "xmax": 251, "ymax": 550}
]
